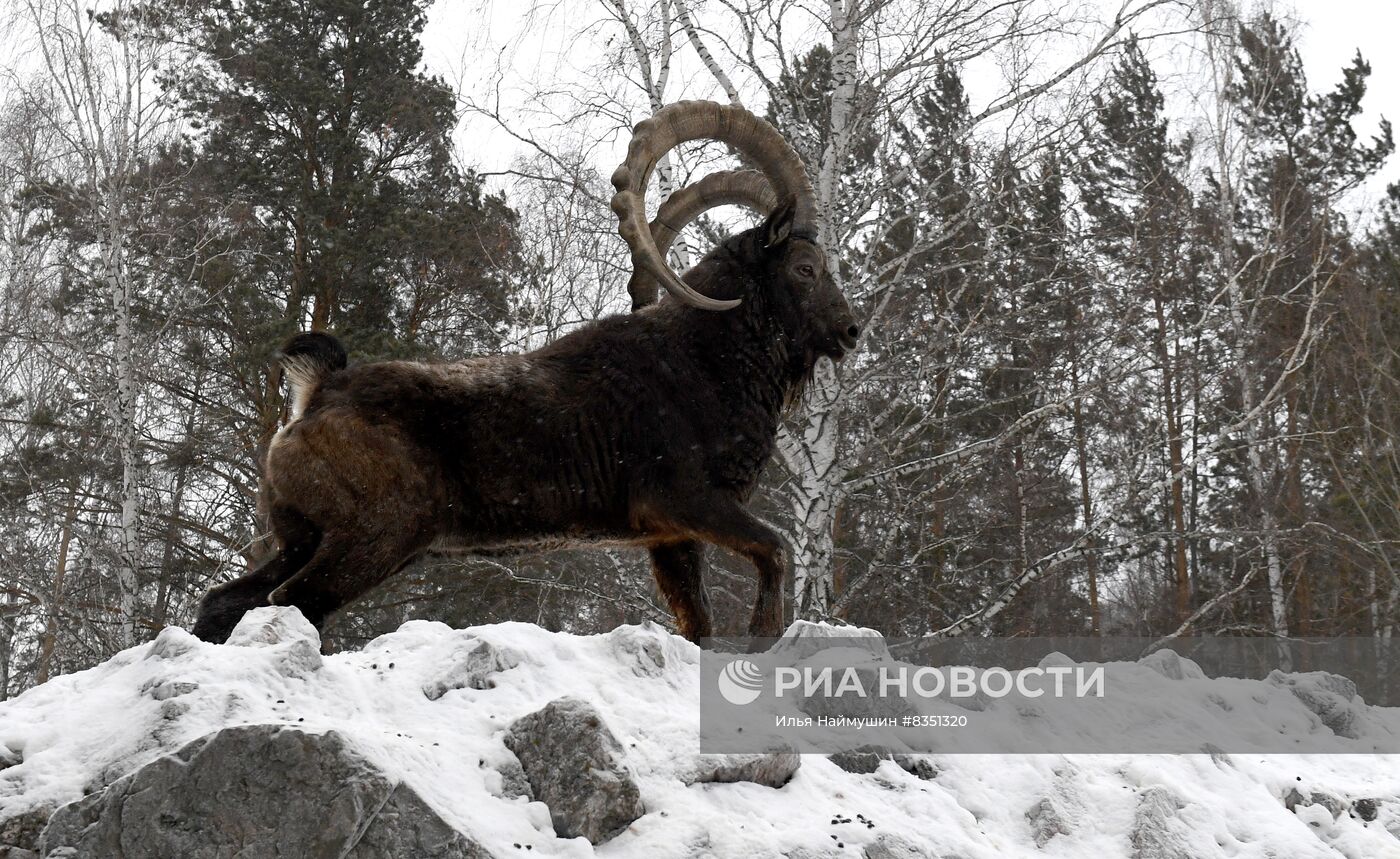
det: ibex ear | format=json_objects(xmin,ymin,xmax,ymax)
[{"xmin": 762, "ymin": 195, "xmax": 798, "ymax": 249}]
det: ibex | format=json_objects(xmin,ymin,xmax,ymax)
[{"xmin": 192, "ymin": 101, "xmax": 858, "ymax": 644}]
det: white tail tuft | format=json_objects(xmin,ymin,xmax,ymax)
[{"xmin": 283, "ymin": 356, "xmax": 321, "ymax": 421}]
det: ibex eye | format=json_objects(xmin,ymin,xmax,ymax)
[{"xmin": 797, "ymin": 264, "xmax": 815, "ymax": 278}]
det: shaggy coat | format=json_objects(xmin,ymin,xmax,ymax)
[{"xmin": 192, "ymin": 201, "xmax": 857, "ymax": 643}]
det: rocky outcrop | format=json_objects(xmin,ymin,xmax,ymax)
[
  {"xmin": 1138, "ymin": 649, "xmax": 1206, "ymax": 681},
  {"xmin": 863, "ymin": 834, "xmax": 935, "ymax": 858},
  {"xmin": 607, "ymin": 623, "xmax": 672, "ymax": 678},
  {"xmin": 1268, "ymin": 670, "xmax": 1364, "ymax": 739},
  {"xmin": 689, "ymin": 750, "xmax": 801, "ymax": 788},
  {"xmin": 1129, "ymin": 786, "xmax": 1189, "ymax": 859},
  {"xmin": 38, "ymin": 725, "xmax": 487, "ymax": 859},
  {"xmin": 503, "ymin": 697, "xmax": 645, "ymax": 844},
  {"xmin": 225, "ymin": 606, "xmax": 323, "ymax": 675},
  {"xmin": 3, "ymin": 616, "xmax": 1398, "ymax": 858},
  {"xmin": 423, "ymin": 639, "xmax": 522, "ymax": 700},
  {"xmin": 1025, "ymin": 797, "xmax": 1071, "ymax": 848},
  {"xmin": 0, "ymin": 807, "xmax": 49, "ymax": 858},
  {"xmin": 826, "ymin": 747, "xmax": 936, "ymax": 779}
]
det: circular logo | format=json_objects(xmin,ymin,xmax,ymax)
[{"xmin": 717, "ymin": 658, "xmax": 764, "ymax": 705}]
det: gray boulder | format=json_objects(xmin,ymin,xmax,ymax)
[
  {"xmin": 503, "ymin": 697, "xmax": 644, "ymax": 844},
  {"xmin": 826, "ymin": 747, "xmax": 933, "ymax": 779},
  {"xmin": 864, "ymin": 834, "xmax": 936, "ymax": 858},
  {"xmin": 1284, "ymin": 787, "xmax": 1346, "ymax": 818},
  {"xmin": 1129, "ymin": 786, "xmax": 1189, "ymax": 859},
  {"xmin": 1268, "ymin": 670, "xmax": 1363, "ymax": 739},
  {"xmin": 607, "ymin": 623, "xmax": 670, "ymax": 678},
  {"xmin": 1353, "ymin": 797, "xmax": 1379, "ymax": 822},
  {"xmin": 1138, "ymin": 649, "xmax": 1205, "ymax": 681},
  {"xmin": 771, "ymin": 621, "xmax": 892, "ymax": 662},
  {"xmin": 894, "ymin": 755, "xmax": 938, "ymax": 780},
  {"xmin": 485, "ymin": 753, "xmax": 533, "ymax": 801},
  {"xmin": 0, "ymin": 749, "xmax": 42, "ymax": 856},
  {"xmin": 690, "ymin": 750, "xmax": 800, "ymax": 788},
  {"xmin": 225, "ymin": 606, "xmax": 323, "ymax": 675},
  {"xmin": 829, "ymin": 747, "xmax": 885, "ymax": 775},
  {"xmin": 38, "ymin": 724, "xmax": 487, "ymax": 859},
  {"xmin": 0, "ymin": 807, "xmax": 50, "ymax": 857},
  {"xmin": 424, "ymin": 639, "xmax": 522, "ymax": 700},
  {"xmin": 1025, "ymin": 797, "xmax": 1071, "ymax": 847}
]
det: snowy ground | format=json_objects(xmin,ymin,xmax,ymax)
[{"xmin": 2, "ymin": 612, "xmax": 1399, "ymax": 858}]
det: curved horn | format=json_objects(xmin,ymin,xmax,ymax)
[
  {"xmin": 611, "ymin": 101, "xmax": 815, "ymax": 311},
  {"xmin": 629, "ymin": 170, "xmax": 779, "ymax": 309}
]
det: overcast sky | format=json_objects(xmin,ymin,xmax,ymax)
[
  {"xmin": 419, "ymin": 1, "xmax": 1398, "ymax": 209},
  {"xmin": 1289, "ymin": 0, "xmax": 1399, "ymax": 203}
]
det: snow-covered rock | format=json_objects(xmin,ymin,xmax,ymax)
[
  {"xmin": 0, "ymin": 613, "xmax": 1397, "ymax": 858},
  {"xmin": 423, "ymin": 638, "xmax": 523, "ymax": 700},
  {"xmin": 688, "ymin": 749, "xmax": 802, "ymax": 788},
  {"xmin": 1269, "ymin": 670, "xmax": 1366, "ymax": 739},
  {"xmin": 1026, "ymin": 796, "xmax": 1072, "ymax": 847},
  {"xmin": 504, "ymin": 697, "xmax": 645, "ymax": 844},
  {"xmin": 771, "ymin": 620, "xmax": 892, "ymax": 662},
  {"xmin": 862, "ymin": 834, "xmax": 929, "ymax": 858},
  {"xmin": 38, "ymin": 724, "xmax": 484, "ymax": 858},
  {"xmin": 1128, "ymin": 786, "xmax": 1189, "ymax": 859},
  {"xmin": 1138, "ymin": 649, "xmax": 1206, "ymax": 681}
]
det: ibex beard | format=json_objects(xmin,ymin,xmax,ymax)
[{"xmin": 191, "ymin": 101, "xmax": 858, "ymax": 645}]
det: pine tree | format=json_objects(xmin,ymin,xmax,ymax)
[
  {"xmin": 1078, "ymin": 37, "xmax": 1203, "ymax": 629},
  {"xmin": 165, "ymin": 0, "xmax": 520, "ymax": 470},
  {"xmin": 840, "ymin": 59, "xmax": 988, "ymax": 635},
  {"xmin": 162, "ymin": 0, "xmax": 521, "ymax": 560},
  {"xmin": 1213, "ymin": 13, "xmax": 1392, "ymax": 637}
]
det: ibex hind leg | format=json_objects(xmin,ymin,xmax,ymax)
[
  {"xmin": 649, "ymin": 540, "xmax": 713, "ymax": 642},
  {"xmin": 191, "ymin": 506, "xmax": 319, "ymax": 643},
  {"xmin": 266, "ymin": 531, "xmax": 422, "ymax": 632}
]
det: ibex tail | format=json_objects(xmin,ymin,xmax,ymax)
[{"xmin": 279, "ymin": 331, "xmax": 347, "ymax": 420}]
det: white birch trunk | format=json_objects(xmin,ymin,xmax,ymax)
[
  {"xmin": 1384, "ymin": 565, "xmax": 1397, "ymax": 639},
  {"xmin": 780, "ymin": 359, "xmax": 845, "ymax": 618},
  {"xmin": 105, "ymin": 220, "xmax": 141, "ymax": 645},
  {"xmin": 1237, "ymin": 323, "xmax": 1288, "ymax": 640},
  {"xmin": 100, "ymin": 15, "xmax": 143, "ymax": 648},
  {"xmin": 25, "ymin": 0, "xmax": 167, "ymax": 646},
  {"xmin": 1200, "ymin": 0, "xmax": 1289, "ymax": 647},
  {"xmin": 817, "ymin": 0, "xmax": 858, "ymax": 235},
  {"xmin": 779, "ymin": 0, "xmax": 859, "ymax": 620},
  {"xmin": 612, "ymin": 0, "xmax": 688, "ymax": 267},
  {"xmin": 673, "ymin": 0, "xmax": 743, "ymax": 106}
]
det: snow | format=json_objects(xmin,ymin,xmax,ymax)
[{"xmin": 1, "ymin": 609, "xmax": 1399, "ymax": 858}]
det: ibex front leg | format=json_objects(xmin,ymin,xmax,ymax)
[{"xmin": 639, "ymin": 495, "xmax": 788, "ymax": 639}]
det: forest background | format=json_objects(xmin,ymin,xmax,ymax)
[{"xmin": 1, "ymin": 0, "xmax": 1396, "ymax": 696}]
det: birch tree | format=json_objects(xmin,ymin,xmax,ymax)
[
  {"xmin": 746, "ymin": 0, "xmax": 1185, "ymax": 620},
  {"xmin": 1197, "ymin": 2, "xmax": 1392, "ymax": 641},
  {"xmin": 16, "ymin": 0, "xmax": 181, "ymax": 646}
]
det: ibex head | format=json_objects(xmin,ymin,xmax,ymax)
[{"xmin": 609, "ymin": 102, "xmax": 859, "ymax": 363}]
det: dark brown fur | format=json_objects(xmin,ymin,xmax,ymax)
[{"xmin": 192, "ymin": 202, "xmax": 857, "ymax": 643}]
